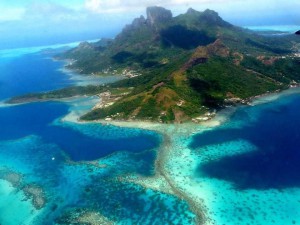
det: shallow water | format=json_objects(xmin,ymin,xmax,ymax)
[
  {"xmin": 244, "ymin": 25, "xmax": 299, "ymax": 33},
  {"xmin": 0, "ymin": 180, "xmax": 37, "ymax": 225}
]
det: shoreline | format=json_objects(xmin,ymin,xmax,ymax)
[
  {"xmin": 7, "ymin": 83, "xmax": 300, "ymax": 127},
  {"xmin": 249, "ymin": 85, "xmax": 300, "ymax": 105},
  {"xmin": 4, "ymin": 49, "xmax": 300, "ymax": 224},
  {"xmin": 57, "ymin": 58, "xmax": 124, "ymax": 86},
  {"xmin": 5, "ymin": 43, "xmax": 300, "ymax": 123},
  {"xmin": 3, "ymin": 94, "xmax": 99, "ymax": 106},
  {"xmin": 81, "ymin": 82, "xmax": 300, "ymax": 130},
  {"xmin": 69, "ymin": 85, "xmax": 300, "ymax": 225}
]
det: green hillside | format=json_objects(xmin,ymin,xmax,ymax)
[{"xmin": 10, "ymin": 6, "xmax": 300, "ymax": 123}]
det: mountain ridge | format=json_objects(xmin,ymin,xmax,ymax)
[{"xmin": 10, "ymin": 6, "xmax": 300, "ymax": 123}]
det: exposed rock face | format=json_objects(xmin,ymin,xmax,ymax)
[
  {"xmin": 202, "ymin": 9, "xmax": 220, "ymax": 20},
  {"xmin": 201, "ymin": 9, "xmax": 232, "ymax": 27},
  {"xmin": 122, "ymin": 6, "xmax": 173, "ymax": 32},
  {"xmin": 146, "ymin": 6, "xmax": 172, "ymax": 26},
  {"xmin": 131, "ymin": 15, "xmax": 147, "ymax": 28}
]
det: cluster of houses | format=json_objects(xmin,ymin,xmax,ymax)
[{"xmin": 99, "ymin": 67, "xmax": 142, "ymax": 78}]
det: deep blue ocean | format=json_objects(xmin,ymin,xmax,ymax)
[{"xmin": 191, "ymin": 94, "xmax": 300, "ymax": 190}]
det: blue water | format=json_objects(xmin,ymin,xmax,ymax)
[
  {"xmin": 191, "ymin": 94, "xmax": 300, "ymax": 190},
  {"xmin": 0, "ymin": 53, "xmax": 73, "ymax": 100},
  {"xmin": 0, "ymin": 50, "xmax": 161, "ymax": 161},
  {"xmin": 1, "ymin": 43, "xmax": 300, "ymax": 224},
  {"xmin": 0, "ymin": 102, "xmax": 160, "ymax": 161},
  {"xmin": 0, "ymin": 46, "xmax": 197, "ymax": 224}
]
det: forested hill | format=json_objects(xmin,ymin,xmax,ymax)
[{"xmin": 12, "ymin": 7, "xmax": 300, "ymax": 123}]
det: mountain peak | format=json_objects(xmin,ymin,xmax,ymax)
[
  {"xmin": 146, "ymin": 6, "xmax": 172, "ymax": 26},
  {"xmin": 203, "ymin": 9, "xmax": 219, "ymax": 16},
  {"xmin": 186, "ymin": 8, "xmax": 199, "ymax": 15},
  {"xmin": 201, "ymin": 9, "xmax": 221, "ymax": 22},
  {"xmin": 200, "ymin": 9, "xmax": 232, "ymax": 27}
]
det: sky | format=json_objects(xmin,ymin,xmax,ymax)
[{"xmin": 0, "ymin": 0, "xmax": 299, "ymax": 49}]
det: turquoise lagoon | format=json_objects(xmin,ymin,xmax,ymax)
[
  {"xmin": 244, "ymin": 25, "xmax": 299, "ymax": 33},
  {"xmin": 159, "ymin": 89, "xmax": 300, "ymax": 225},
  {"xmin": 1, "ymin": 41, "xmax": 300, "ymax": 225}
]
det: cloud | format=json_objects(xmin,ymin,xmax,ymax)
[
  {"xmin": 84, "ymin": 0, "xmax": 229, "ymax": 13},
  {"xmin": 0, "ymin": 7, "xmax": 25, "ymax": 22},
  {"xmin": 0, "ymin": 0, "xmax": 299, "ymax": 49},
  {"xmin": 0, "ymin": 1, "xmax": 129, "ymax": 47},
  {"xmin": 23, "ymin": 2, "xmax": 85, "ymax": 23}
]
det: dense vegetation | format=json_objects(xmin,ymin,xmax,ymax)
[
  {"xmin": 8, "ymin": 6, "xmax": 300, "ymax": 123},
  {"xmin": 160, "ymin": 25, "xmax": 216, "ymax": 49},
  {"xmin": 188, "ymin": 57, "xmax": 282, "ymax": 100}
]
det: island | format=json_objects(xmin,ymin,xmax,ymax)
[{"xmin": 8, "ymin": 6, "xmax": 300, "ymax": 123}]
